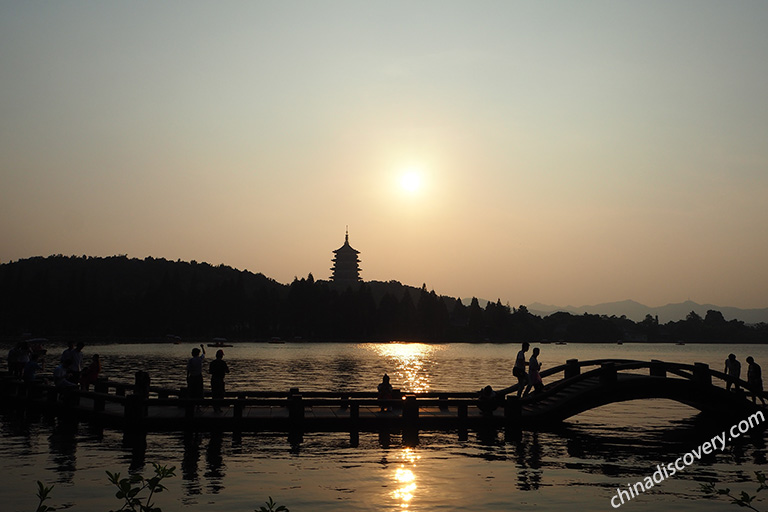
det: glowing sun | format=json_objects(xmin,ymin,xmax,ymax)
[{"xmin": 399, "ymin": 169, "xmax": 423, "ymax": 194}]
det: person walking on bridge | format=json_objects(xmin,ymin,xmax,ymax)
[
  {"xmin": 746, "ymin": 356, "xmax": 765, "ymax": 405},
  {"xmin": 525, "ymin": 347, "xmax": 543, "ymax": 396},
  {"xmin": 514, "ymin": 342, "xmax": 530, "ymax": 397},
  {"xmin": 724, "ymin": 353, "xmax": 741, "ymax": 392}
]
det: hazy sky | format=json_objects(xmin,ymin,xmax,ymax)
[{"xmin": 2, "ymin": 1, "xmax": 767, "ymax": 309}]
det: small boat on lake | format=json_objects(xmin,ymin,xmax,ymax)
[{"xmin": 208, "ymin": 338, "xmax": 232, "ymax": 348}]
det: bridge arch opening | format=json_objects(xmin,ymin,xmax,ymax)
[{"xmin": 565, "ymin": 399, "xmax": 701, "ymax": 428}]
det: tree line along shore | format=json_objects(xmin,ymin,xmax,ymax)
[{"xmin": 1, "ymin": 255, "xmax": 766, "ymax": 343}]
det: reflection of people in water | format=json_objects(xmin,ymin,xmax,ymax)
[
  {"xmin": 378, "ymin": 374, "xmax": 393, "ymax": 412},
  {"xmin": 514, "ymin": 431, "xmax": 542, "ymax": 491},
  {"xmin": 746, "ymin": 356, "xmax": 766, "ymax": 405},
  {"xmin": 206, "ymin": 432, "xmax": 226, "ymax": 493},
  {"xmin": 725, "ymin": 353, "xmax": 741, "ymax": 392}
]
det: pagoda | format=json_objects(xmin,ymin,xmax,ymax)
[{"xmin": 330, "ymin": 228, "xmax": 361, "ymax": 283}]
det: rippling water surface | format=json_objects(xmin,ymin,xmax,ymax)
[{"xmin": 2, "ymin": 342, "xmax": 767, "ymax": 511}]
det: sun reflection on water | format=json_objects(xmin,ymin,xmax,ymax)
[
  {"xmin": 372, "ymin": 342, "xmax": 440, "ymax": 393},
  {"xmin": 391, "ymin": 448, "xmax": 421, "ymax": 508}
]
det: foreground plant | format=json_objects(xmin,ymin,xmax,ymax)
[
  {"xmin": 106, "ymin": 462, "xmax": 176, "ymax": 512},
  {"xmin": 33, "ymin": 465, "xmax": 289, "ymax": 512},
  {"xmin": 35, "ymin": 481, "xmax": 55, "ymax": 512},
  {"xmin": 700, "ymin": 471, "xmax": 768, "ymax": 511},
  {"xmin": 255, "ymin": 496, "xmax": 290, "ymax": 512}
]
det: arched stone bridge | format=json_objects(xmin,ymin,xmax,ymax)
[{"xmin": 499, "ymin": 358, "xmax": 765, "ymax": 426}]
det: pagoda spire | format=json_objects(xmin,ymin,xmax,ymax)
[{"xmin": 331, "ymin": 227, "xmax": 361, "ymax": 283}]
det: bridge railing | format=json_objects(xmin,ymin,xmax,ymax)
[{"xmin": 498, "ymin": 358, "xmax": 760, "ymax": 401}]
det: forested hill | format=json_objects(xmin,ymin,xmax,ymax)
[
  {"xmin": 1, "ymin": 255, "xmax": 766, "ymax": 343},
  {"xmin": 0, "ymin": 255, "xmax": 283, "ymax": 339}
]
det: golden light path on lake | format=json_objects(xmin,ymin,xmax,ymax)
[
  {"xmin": 371, "ymin": 342, "xmax": 442, "ymax": 394},
  {"xmin": 392, "ymin": 448, "xmax": 421, "ymax": 509}
]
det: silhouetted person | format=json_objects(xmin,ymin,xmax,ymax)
[
  {"xmin": 60, "ymin": 342, "xmax": 75, "ymax": 366},
  {"xmin": 53, "ymin": 359, "xmax": 77, "ymax": 388},
  {"xmin": 80, "ymin": 353, "xmax": 101, "ymax": 391},
  {"xmin": 478, "ymin": 385, "xmax": 498, "ymax": 415},
  {"xmin": 23, "ymin": 353, "xmax": 44, "ymax": 383},
  {"xmin": 525, "ymin": 347, "xmax": 543, "ymax": 396},
  {"xmin": 377, "ymin": 374, "xmax": 393, "ymax": 412},
  {"xmin": 209, "ymin": 349, "xmax": 229, "ymax": 413},
  {"xmin": 8, "ymin": 341, "xmax": 30, "ymax": 377},
  {"xmin": 187, "ymin": 344, "xmax": 206, "ymax": 400},
  {"xmin": 747, "ymin": 356, "xmax": 765, "ymax": 405},
  {"xmin": 725, "ymin": 353, "xmax": 741, "ymax": 392},
  {"xmin": 70, "ymin": 342, "xmax": 85, "ymax": 383},
  {"xmin": 514, "ymin": 342, "xmax": 530, "ymax": 397}
]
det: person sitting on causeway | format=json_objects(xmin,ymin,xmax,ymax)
[
  {"xmin": 377, "ymin": 374, "xmax": 393, "ymax": 412},
  {"xmin": 478, "ymin": 385, "xmax": 499, "ymax": 415}
]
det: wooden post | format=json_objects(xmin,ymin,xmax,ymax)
[
  {"xmin": 650, "ymin": 360, "xmax": 666, "ymax": 377},
  {"xmin": 458, "ymin": 402, "xmax": 468, "ymax": 441},
  {"xmin": 403, "ymin": 395, "xmax": 419, "ymax": 446},
  {"xmin": 504, "ymin": 395, "xmax": 522, "ymax": 441},
  {"xmin": 133, "ymin": 371, "xmax": 150, "ymax": 419},
  {"xmin": 94, "ymin": 378, "xmax": 109, "ymax": 394},
  {"xmin": 185, "ymin": 400, "xmax": 195, "ymax": 420},
  {"xmin": 565, "ymin": 359, "xmax": 580, "ymax": 379},
  {"xmin": 17, "ymin": 381, "xmax": 29, "ymax": 400},
  {"xmin": 349, "ymin": 402, "xmax": 359, "ymax": 447},
  {"xmin": 694, "ymin": 363, "xmax": 712, "ymax": 386},
  {"xmin": 458, "ymin": 403, "xmax": 468, "ymax": 421},
  {"xmin": 600, "ymin": 362, "xmax": 617, "ymax": 384},
  {"xmin": 504, "ymin": 396, "xmax": 521, "ymax": 429},
  {"xmin": 47, "ymin": 386, "xmax": 59, "ymax": 405},
  {"xmin": 93, "ymin": 380, "xmax": 107, "ymax": 413},
  {"xmin": 134, "ymin": 372, "xmax": 150, "ymax": 399},
  {"xmin": 287, "ymin": 391, "xmax": 304, "ymax": 446},
  {"xmin": 63, "ymin": 389, "xmax": 80, "ymax": 408},
  {"xmin": 439, "ymin": 395, "xmax": 448, "ymax": 411},
  {"xmin": 289, "ymin": 394, "xmax": 304, "ymax": 423},
  {"xmin": 125, "ymin": 393, "xmax": 147, "ymax": 428},
  {"xmin": 234, "ymin": 393, "xmax": 245, "ymax": 419},
  {"xmin": 403, "ymin": 395, "xmax": 418, "ymax": 423}
]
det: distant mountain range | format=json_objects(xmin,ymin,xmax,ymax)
[{"xmin": 526, "ymin": 299, "xmax": 768, "ymax": 324}]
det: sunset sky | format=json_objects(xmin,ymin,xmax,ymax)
[{"xmin": 1, "ymin": 1, "xmax": 767, "ymax": 309}]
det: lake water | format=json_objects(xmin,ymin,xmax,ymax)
[{"xmin": 2, "ymin": 341, "xmax": 767, "ymax": 511}]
